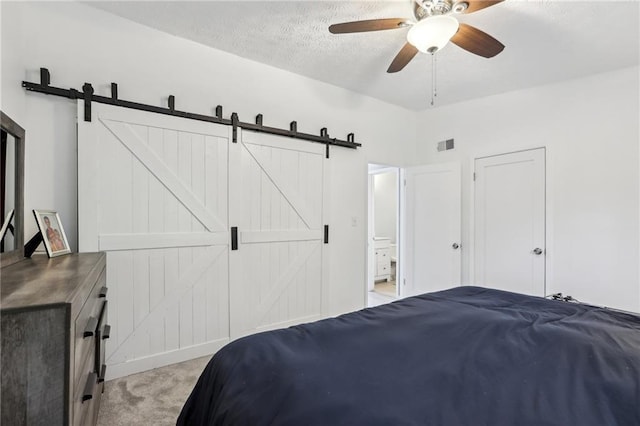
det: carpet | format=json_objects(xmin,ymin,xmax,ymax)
[{"xmin": 97, "ymin": 356, "xmax": 211, "ymax": 426}]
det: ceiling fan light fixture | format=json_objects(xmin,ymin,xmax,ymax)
[{"xmin": 407, "ymin": 15, "xmax": 459, "ymax": 53}]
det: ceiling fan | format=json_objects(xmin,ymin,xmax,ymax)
[{"xmin": 329, "ymin": 0, "xmax": 505, "ymax": 73}]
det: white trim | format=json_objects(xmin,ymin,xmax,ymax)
[
  {"xmin": 240, "ymin": 229, "xmax": 322, "ymax": 244},
  {"xmin": 98, "ymin": 232, "xmax": 228, "ymax": 251},
  {"xmin": 105, "ymin": 339, "xmax": 228, "ymax": 381}
]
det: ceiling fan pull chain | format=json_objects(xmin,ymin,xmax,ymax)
[
  {"xmin": 434, "ymin": 52, "xmax": 437, "ymax": 99},
  {"xmin": 430, "ymin": 52, "xmax": 437, "ymax": 106}
]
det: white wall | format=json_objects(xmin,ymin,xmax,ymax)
[
  {"xmin": 1, "ymin": 1, "xmax": 416, "ymax": 316},
  {"xmin": 411, "ymin": 66, "xmax": 640, "ymax": 312},
  {"xmin": 373, "ymin": 171, "xmax": 398, "ymax": 243}
]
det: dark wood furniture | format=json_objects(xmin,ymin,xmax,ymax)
[{"xmin": 1, "ymin": 252, "xmax": 108, "ymax": 426}]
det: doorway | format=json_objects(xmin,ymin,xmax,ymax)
[{"xmin": 367, "ymin": 164, "xmax": 400, "ymax": 307}]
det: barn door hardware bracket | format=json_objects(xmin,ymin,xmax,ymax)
[
  {"xmin": 82, "ymin": 83, "xmax": 93, "ymax": 122},
  {"xmin": 40, "ymin": 68, "xmax": 51, "ymax": 86},
  {"xmin": 22, "ymin": 67, "xmax": 362, "ymax": 149},
  {"xmin": 231, "ymin": 113, "xmax": 239, "ymax": 143},
  {"xmin": 324, "ymin": 225, "xmax": 329, "ymax": 244},
  {"xmin": 325, "ymin": 144, "xmax": 330, "ymax": 159}
]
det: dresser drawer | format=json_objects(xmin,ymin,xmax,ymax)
[
  {"xmin": 376, "ymin": 263, "xmax": 390, "ymax": 276},
  {"xmin": 73, "ymin": 269, "xmax": 106, "ymax": 389},
  {"xmin": 73, "ymin": 343, "xmax": 100, "ymax": 426},
  {"xmin": 375, "ymin": 248, "xmax": 390, "ymax": 262}
]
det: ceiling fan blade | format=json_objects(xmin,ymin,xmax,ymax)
[
  {"xmin": 329, "ymin": 18, "xmax": 410, "ymax": 34},
  {"xmin": 463, "ymin": 0, "xmax": 504, "ymax": 14},
  {"xmin": 450, "ymin": 23, "xmax": 504, "ymax": 58},
  {"xmin": 387, "ymin": 43, "xmax": 419, "ymax": 73}
]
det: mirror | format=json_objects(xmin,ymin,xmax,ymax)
[{"xmin": 0, "ymin": 111, "xmax": 25, "ymax": 268}]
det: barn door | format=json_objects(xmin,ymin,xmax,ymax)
[
  {"xmin": 474, "ymin": 148, "xmax": 546, "ymax": 296},
  {"xmin": 229, "ymin": 130, "xmax": 328, "ymax": 338},
  {"xmin": 78, "ymin": 103, "xmax": 231, "ymax": 378},
  {"xmin": 402, "ymin": 162, "xmax": 461, "ymax": 296}
]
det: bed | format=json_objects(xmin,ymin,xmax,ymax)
[{"xmin": 177, "ymin": 286, "xmax": 640, "ymax": 425}]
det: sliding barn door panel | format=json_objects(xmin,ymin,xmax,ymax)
[
  {"xmin": 79, "ymin": 105, "xmax": 329, "ymax": 378},
  {"xmin": 78, "ymin": 103, "xmax": 230, "ymax": 378},
  {"xmin": 229, "ymin": 130, "xmax": 327, "ymax": 338}
]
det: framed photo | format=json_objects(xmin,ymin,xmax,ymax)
[{"xmin": 33, "ymin": 209, "xmax": 71, "ymax": 257}]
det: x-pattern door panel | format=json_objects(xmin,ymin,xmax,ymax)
[
  {"xmin": 229, "ymin": 130, "xmax": 327, "ymax": 337},
  {"xmin": 78, "ymin": 104, "xmax": 230, "ymax": 375}
]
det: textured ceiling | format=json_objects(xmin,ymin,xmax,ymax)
[{"xmin": 88, "ymin": 1, "xmax": 640, "ymax": 111}]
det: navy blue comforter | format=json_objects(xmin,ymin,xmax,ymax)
[{"xmin": 177, "ymin": 286, "xmax": 640, "ymax": 425}]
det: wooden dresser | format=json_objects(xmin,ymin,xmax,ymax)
[{"xmin": 1, "ymin": 252, "xmax": 108, "ymax": 426}]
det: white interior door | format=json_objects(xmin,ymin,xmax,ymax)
[
  {"xmin": 229, "ymin": 130, "xmax": 328, "ymax": 338},
  {"xmin": 402, "ymin": 162, "xmax": 461, "ymax": 296},
  {"xmin": 474, "ymin": 148, "xmax": 545, "ymax": 296},
  {"xmin": 78, "ymin": 103, "xmax": 231, "ymax": 378}
]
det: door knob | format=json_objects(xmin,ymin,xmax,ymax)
[
  {"xmin": 533, "ymin": 248, "xmax": 543, "ymax": 255},
  {"xmin": 452, "ymin": 243, "xmax": 460, "ymax": 250}
]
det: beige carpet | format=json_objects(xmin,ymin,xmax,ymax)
[{"xmin": 97, "ymin": 356, "xmax": 211, "ymax": 426}]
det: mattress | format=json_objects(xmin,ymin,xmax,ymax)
[{"xmin": 178, "ymin": 286, "xmax": 640, "ymax": 425}]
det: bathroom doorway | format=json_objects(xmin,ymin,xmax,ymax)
[{"xmin": 367, "ymin": 164, "xmax": 400, "ymax": 307}]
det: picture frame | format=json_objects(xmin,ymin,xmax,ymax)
[{"xmin": 33, "ymin": 209, "xmax": 71, "ymax": 258}]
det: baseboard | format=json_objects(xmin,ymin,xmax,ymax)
[{"xmin": 105, "ymin": 338, "xmax": 229, "ymax": 380}]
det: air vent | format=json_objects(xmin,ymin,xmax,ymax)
[{"xmin": 437, "ymin": 138, "xmax": 454, "ymax": 152}]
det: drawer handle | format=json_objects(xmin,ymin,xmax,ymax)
[
  {"xmin": 82, "ymin": 372, "xmax": 98, "ymax": 402},
  {"xmin": 84, "ymin": 317, "xmax": 98, "ymax": 338},
  {"xmin": 99, "ymin": 286, "xmax": 108, "ymax": 298},
  {"xmin": 102, "ymin": 324, "xmax": 111, "ymax": 340},
  {"xmin": 98, "ymin": 364, "xmax": 107, "ymax": 383}
]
